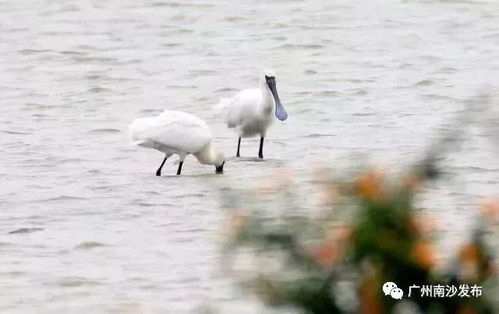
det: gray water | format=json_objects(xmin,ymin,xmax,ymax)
[{"xmin": 1, "ymin": 0, "xmax": 499, "ymax": 313}]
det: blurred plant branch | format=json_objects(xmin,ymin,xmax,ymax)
[{"xmin": 219, "ymin": 92, "xmax": 498, "ymax": 314}]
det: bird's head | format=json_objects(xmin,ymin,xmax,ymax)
[
  {"xmin": 213, "ymin": 148, "xmax": 225, "ymax": 174},
  {"xmin": 261, "ymin": 69, "xmax": 288, "ymax": 121},
  {"xmin": 262, "ymin": 68, "xmax": 276, "ymax": 78}
]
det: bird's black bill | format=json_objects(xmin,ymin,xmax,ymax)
[
  {"xmin": 266, "ymin": 76, "xmax": 288, "ymax": 121},
  {"xmin": 215, "ymin": 161, "xmax": 225, "ymax": 174}
]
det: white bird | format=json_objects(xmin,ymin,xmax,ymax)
[
  {"xmin": 129, "ymin": 110, "xmax": 225, "ymax": 176},
  {"xmin": 217, "ymin": 69, "xmax": 288, "ymax": 159}
]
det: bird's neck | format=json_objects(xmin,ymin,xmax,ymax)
[
  {"xmin": 259, "ymin": 81, "xmax": 274, "ymax": 112},
  {"xmin": 193, "ymin": 143, "xmax": 216, "ymax": 165}
]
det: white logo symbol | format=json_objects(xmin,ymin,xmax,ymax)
[
  {"xmin": 390, "ymin": 287, "xmax": 404, "ymax": 299},
  {"xmin": 383, "ymin": 282, "xmax": 404, "ymax": 299}
]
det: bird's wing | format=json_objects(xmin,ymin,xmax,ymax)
[
  {"xmin": 226, "ymin": 88, "xmax": 261, "ymax": 128},
  {"xmin": 129, "ymin": 110, "xmax": 212, "ymax": 153}
]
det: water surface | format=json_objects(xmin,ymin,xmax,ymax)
[{"xmin": 1, "ymin": 0, "xmax": 499, "ymax": 313}]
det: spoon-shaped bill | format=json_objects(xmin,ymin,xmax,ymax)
[{"xmin": 267, "ymin": 78, "xmax": 288, "ymax": 121}]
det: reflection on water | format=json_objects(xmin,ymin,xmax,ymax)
[{"xmin": 1, "ymin": 0, "xmax": 498, "ymax": 313}]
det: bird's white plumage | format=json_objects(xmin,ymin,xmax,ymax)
[
  {"xmin": 226, "ymin": 88, "xmax": 274, "ymax": 134},
  {"xmin": 129, "ymin": 110, "xmax": 212, "ymax": 156},
  {"xmin": 217, "ymin": 71, "xmax": 280, "ymax": 138}
]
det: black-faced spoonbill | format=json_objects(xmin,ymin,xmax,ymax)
[
  {"xmin": 218, "ymin": 69, "xmax": 288, "ymax": 159},
  {"xmin": 129, "ymin": 110, "xmax": 225, "ymax": 176}
]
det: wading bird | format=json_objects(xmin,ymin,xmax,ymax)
[
  {"xmin": 217, "ymin": 69, "xmax": 288, "ymax": 158},
  {"xmin": 129, "ymin": 110, "xmax": 225, "ymax": 176}
]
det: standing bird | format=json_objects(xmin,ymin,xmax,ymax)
[
  {"xmin": 129, "ymin": 110, "xmax": 225, "ymax": 176},
  {"xmin": 218, "ymin": 69, "xmax": 288, "ymax": 159}
]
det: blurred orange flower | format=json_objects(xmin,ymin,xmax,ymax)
[
  {"xmin": 312, "ymin": 226, "xmax": 352, "ymax": 267},
  {"xmin": 480, "ymin": 197, "xmax": 499, "ymax": 220},
  {"xmin": 354, "ymin": 171, "xmax": 384, "ymax": 202},
  {"xmin": 459, "ymin": 243, "xmax": 479, "ymax": 264},
  {"xmin": 457, "ymin": 243, "xmax": 482, "ymax": 282},
  {"xmin": 360, "ymin": 274, "xmax": 382, "ymax": 314},
  {"xmin": 412, "ymin": 240, "xmax": 435, "ymax": 270},
  {"xmin": 313, "ymin": 241, "xmax": 341, "ymax": 267},
  {"xmin": 403, "ymin": 173, "xmax": 424, "ymax": 192},
  {"xmin": 457, "ymin": 305, "xmax": 479, "ymax": 314},
  {"xmin": 410, "ymin": 214, "xmax": 439, "ymax": 235}
]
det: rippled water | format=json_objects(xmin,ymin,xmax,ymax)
[{"xmin": 1, "ymin": 0, "xmax": 499, "ymax": 313}]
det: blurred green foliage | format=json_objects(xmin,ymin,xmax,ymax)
[
  {"xmin": 220, "ymin": 92, "xmax": 498, "ymax": 314},
  {"xmin": 222, "ymin": 161, "xmax": 498, "ymax": 314}
]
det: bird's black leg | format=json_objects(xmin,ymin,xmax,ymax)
[
  {"xmin": 176, "ymin": 161, "xmax": 184, "ymax": 175},
  {"xmin": 236, "ymin": 137, "xmax": 241, "ymax": 157},
  {"xmin": 258, "ymin": 137, "xmax": 264, "ymax": 159},
  {"xmin": 156, "ymin": 156, "xmax": 168, "ymax": 176}
]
